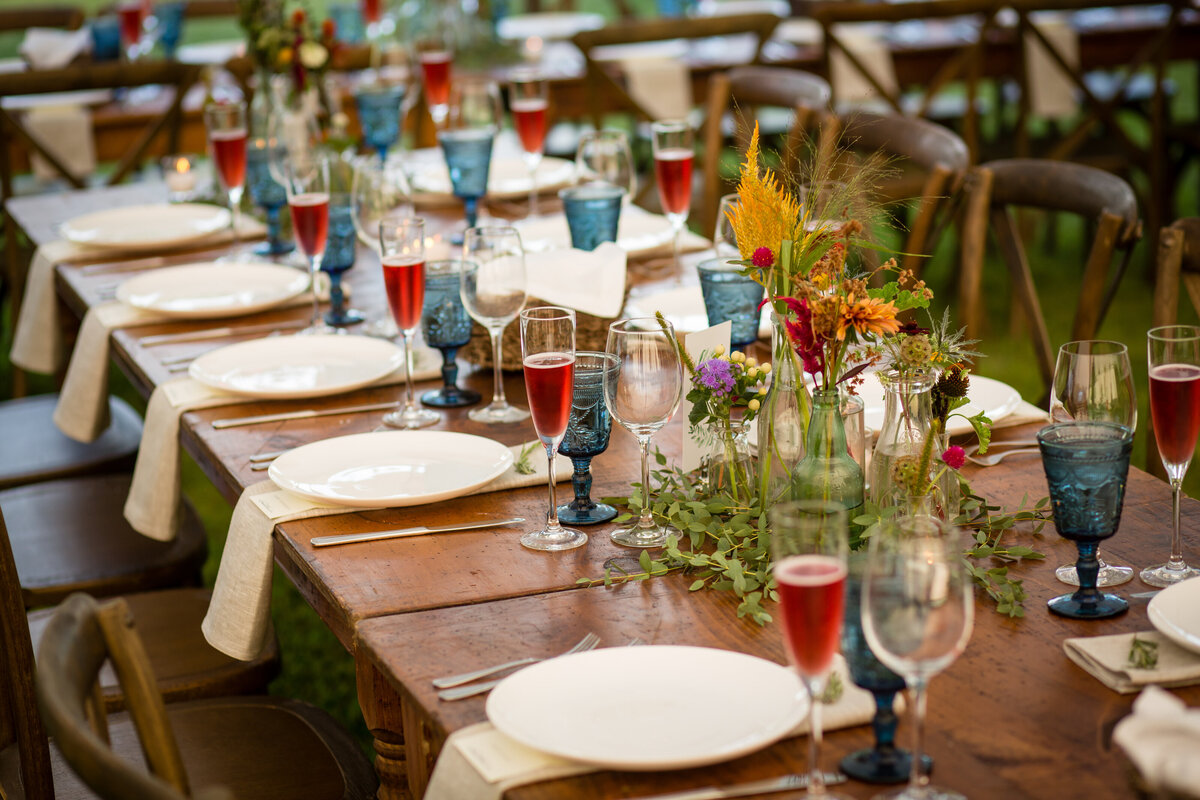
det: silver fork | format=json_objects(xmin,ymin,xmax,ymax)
[
  {"xmin": 433, "ymin": 632, "xmax": 601, "ymax": 691},
  {"xmin": 966, "ymin": 447, "xmax": 1040, "ymax": 467}
]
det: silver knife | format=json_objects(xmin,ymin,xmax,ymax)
[
  {"xmin": 635, "ymin": 773, "xmax": 846, "ymax": 800},
  {"xmin": 140, "ymin": 319, "xmax": 307, "ymax": 346},
  {"xmin": 212, "ymin": 401, "xmax": 397, "ymax": 429},
  {"xmin": 311, "ymin": 517, "xmax": 525, "ymax": 547}
]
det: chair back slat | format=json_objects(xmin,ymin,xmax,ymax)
[{"xmin": 0, "ymin": 5, "xmax": 84, "ymax": 31}]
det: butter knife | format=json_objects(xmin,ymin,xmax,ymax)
[
  {"xmin": 636, "ymin": 773, "xmax": 846, "ymax": 800},
  {"xmin": 212, "ymin": 401, "xmax": 397, "ymax": 429},
  {"xmin": 140, "ymin": 319, "xmax": 307, "ymax": 346},
  {"xmin": 311, "ymin": 518, "xmax": 525, "ymax": 547}
]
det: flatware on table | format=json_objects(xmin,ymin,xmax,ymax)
[
  {"xmin": 634, "ymin": 773, "xmax": 848, "ymax": 800},
  {"xmin": 78, "ymin": 249, "xmax": 229, "ymax": 276},
  {"xmin": 212, "ymin": 401, "xmax": 398, "ymax": 429},
  {"xmin": 310, "ymin": 518, "xmax": 526, "ymax": 548},
  {"xmin": 433, "ymin": 633, "xmax": 601, "ymax": 690},
  {"xmin": 965, "ymin": 447, "xmax": 1040, "ymax": 467},
  {"xmin": 140, "ymin": 319, "xmax": 307, "ymax": 347},
  {"xmin": 248, "ymin": 450, "xmax": 290, "ymax": 463}
]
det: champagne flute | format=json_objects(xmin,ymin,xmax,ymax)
[
  {"xmin": 1049, "ymin": 340, "xmax": 1138, "ymax": 587},
  {"xmin": 651, "ymin": 120, "xmax": 694, "ymax": 283},
  {"xmin": 603, "ymin": 318, "xmax": 683, "ymax": 547},
  {"xmin": 1143, "ymin": 325, "xmax": 1200, "ymax": 586},
  {"xmin": 414, "ymin": 30, "xmax": 454, "ymax": 128},
  {"xmin": 116, "ymin": 0, "xmax": 146, "ymax": 61},
  {"xmin": 380, "ymin": 217, "xmax": 439, "ymax": 429},
  {"xmin": 203, "ymin": 101, "xmax": 248, "ymax": 249},
  {"xmin": 770, "ymin": 501, "xmax": 854, "ymax": 800},
  {"xmin": 519, "ymin": 306, "xmax": 587, "ymax": 551},
  {"xmin": 508, "ymin": 70, "xmax": 549, "ymax": 218},
  {"xmin": 353, "ymin": 155, "xmax": 412, "ymax": 337},
  {"xmin": 460, "ymin": 226, "xmax": 530, "ymax": 424},
  {"xmin": 278, "ymin": 150, "xmax": 334, "ymax": 335},
  {"xmin": 441, "ymin": 79, "xmax": 502, "ymax": 244},
  {"xmin": 862, "ymin": 517, "xmax": 974, "ymax": 800}
]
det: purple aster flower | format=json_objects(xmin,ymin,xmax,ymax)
[{"xmin": 696, "ymin": 358, "xmax": 736, "ymax": 395}]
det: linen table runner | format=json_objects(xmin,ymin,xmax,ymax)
[
  {"xmin": 204, "ymin": 445, "xmax": 572, "ymax": 661},
  {"xmin": 1064, "ymin": 631, "xmax": 1200, "ymax": 694},
  {"xmin": 424, "ymin": 655, "xmax": 878, "ymax": 800}
]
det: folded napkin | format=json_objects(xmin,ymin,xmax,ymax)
[
  {"xmin": 203, "ymin": 444, "xmax": 572, "ymax": 660},
  {"xmin": 1023, "ymin": 14, "xmax": 1079, "ymax": 119},
  {"xmin": 991, "ymin": 400, "xmax": 1048, "ymax": 432},
  {"xmin": 20, "ymin": 27, "xmax": 91, "ymax": 69},
  {"xmin": 1064, "ymin": 630, "xmax": 1200, "ymax": 694},
  {"xmin": 621, "ymin": 57, "xmax": 693, "ymax": 121},
  {"xmin": 424, "ymin": 654, "xmax": 876, "ymax": 800},
  {"xmin": 26, "ymin": 105, "xmax": 95, "ymax": 183},
  {"xmin": 1114, "ymin": 685, "xmax": 1200, "ymax": 797},
  {"xmin": 125, "ymin": 353, "xmax": 442, "ymax": 541},
  {"xmin": 830, "ymin": 26, "xmax": 899, "ymax": 109},
  {"xmin": 513, "ymin": 205, "xmax": 709, "ymax": 258},
  {"xmin": 524, "ymin": 243, "xmax": 626, "ymax": 320}
]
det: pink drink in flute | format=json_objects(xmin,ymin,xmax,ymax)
[
  {"xmin": 509, "ymin": 71, "xmax": 549, "ymax": 217},
  {"xmin": 512, "ymin": 99, "xmax": 547, "ymax": 154},
  {"xmin": 203, "ymin": 102, "xmax": 249, "ymax": 247},
  {"xmin": 290, "ymin": 193, "xmax": 329, "ymax": 255},
  {"xmin": 651, "ymin": 120, "xmax": 693, "ymax": 284},
  {"xmin": 382, "ymin": 256, "xmax": 425, "ymax": 332},
  {"xmin": 524, "ymin": 352, "xmax": 574, "ymax": 439},
  {"xmin": 420, "ymin": 49, "xmax": 453, "ymax": 125},
  {"xmin": 380, "ymin": 217, "xmax": 439, "ymax": 429},
  {"xmin": 211, "ymin": 130, "xmax": 248, "ymax": 191},
  {"xmin": 117, "ymin": 1, "xmax": 144, "ymax": 56}
]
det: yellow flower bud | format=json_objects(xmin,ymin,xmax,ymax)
[
  {"xmin": 761, "ymin": 363, "xmax": 772, "ymax": 374},
  {"xmin": 748, "ymin": 399, "xmax": 760, "ymax": 411},
  {"xmin": 713, "ymin": 345, "xmax": 725, "ymax": 357},
  {"xmin": 731, "ymin": 350, "xmax": 745, "ymax": 363},
  {"xmin": 745, "ymin": 357, "xmax": 757, "ymax": 368}
]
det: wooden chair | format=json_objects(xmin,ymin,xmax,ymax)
[
  {"xmin": 0, "ymin": 5, "xmax": 84, "ymax": 31},
  {"xmin": 957, "ymin": 158, "xmax": 1141, "ymax": 398},
  {"xmin": 34, "ymin": 593, "xmax": 377, "ymax": 800},
  {"xmin": 700, "ymin": 66, "xmax": 832, "ymax": 236}
]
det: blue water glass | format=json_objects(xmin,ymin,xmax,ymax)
[
  {"xmin": 439, "ymin": 129, "xmax": 494, "ymax": 242},
  {"xmin": 90, "ymin": 16, "xmax": 122, "ymax": 62},
  {"xmin": 155, "ymin": 1, "xmax": 185, "ymax": 59},
  {"xmin": 420, "ymin": 260, "xmax": 482, "ymax": 408},
  {"xmin": 840, "ymin": 561, "xmax": 929, "ymax": 784},
  {"xmin": 655, "ymin": 0, "xmax": 695, "ymax": 17},
  {"xmin": 557, "ymin": 352, "xmax": 619, "ymax": 525},
  {"xmin": 697, "ymin": 258, "xmax": 765, "ymax": 350},
  {"xmin": 321, "ymin": 193, "xmax": 365, "ymax": 327},
  {"xmin": 355, "ymin": 84, "xmax": 405, "ymax": 160},
  {"xmin": 328, "ymin": 2, "xmax": 366, "ymax": 44},
  {"xmin": 560, "ymin": 184, "xmax": 623, "ymax": 251},
  {"xmin": 246, "ymin": 141, "xmax": 294, "ymax": 257},
  {"xmin": 1038, "ymin": 421, "xmax": 1133, "ymax": 620}
]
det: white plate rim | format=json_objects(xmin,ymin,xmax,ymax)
[
  {"xmin": 116, "ymin": 261, "xmax": 309, "ymax": 319},
  {"xmin": 411, "ymin": 156, "xmax": 575, "ymax": 199},
  {"xmin": 60, "ymin": 203, "xmax": 231, "ymax": 251},
  {"xmin": 486, "ymin": 645, "xmax": 806, "ymax": 770},
  {"xmin": 1148, "ymin": 577, "xmax": 1200, "ymax": 655},
  {"xmin": 267, "ymin": 430, "xmax": 515, "ymax": 508}
]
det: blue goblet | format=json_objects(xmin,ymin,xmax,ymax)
[
  {"xmin": 154, "ymin": 1, "xmax": 185, "ymax": 59},
  {"xmin": 321, "ymin": 193, "xmax": 365, "ymax": 327},
  {"xmin": 246, "ymin": 140, "xmax": 294, "ymax": 258},
  {"xmin": 557, "ymin": 351, "xmax": 619, "ymax": 525},
  {"xmin": 420, "ymin": 260, "xmax": 482, "ymax": 408},
  {"xmin": 439, "ymin": 129, "xmax": 494, "ymax": 244},
  {"xmin": 328, "ymin": 2, "xmax": 366, "ymax": 43},
  {"xmin": 1038, "ymin": 421, "xmax": 1133, "ymax": 619},
  {"xmin": 355, "ymin": 84, "xmax": 405, "ymax": 160},
  {"xmin": 698, "ymin": 258, "xmax": 764, "ymax": 351},
  {"xmin": 90, "ymin": 16, "xmax": 122, "ymax": 62},
  {"xmin": 840, "ymin": 558, "xmax": 930, "ymax": 784},
  {"xmin": 560, "ymin": 184, "xmax": 623, "ymax": 251}
]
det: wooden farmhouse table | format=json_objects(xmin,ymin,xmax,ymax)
[{"xmin": 10, "ymin": 182, "xmax": 1200, "ymax": 800}]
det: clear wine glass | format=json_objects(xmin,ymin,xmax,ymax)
[
  {"xmin": 508, "ymin": 69, "xmax": 549, "ymax": 218},
  {"xmin": 353, "ymin": 154, "xmax": 412, "ymax": 337},
  {"xmin": 1049, "ymin": 340, "xmax": 1138, "ymax": 587},
  {"xmin": 278, "ymin": 150, "xmax": 334, "ymax": 335},
  {"xmin": 519, "ymin": 306, "xmax": 587, "ymax": 551},
  {"xmin": 651, "ymin": 120, "xmax": 694, "ymax": 283},
  {"xmin": 862, "ymin": 516, "xmax": 974, "ymax": 800},
  {"xmin": 575, "ymin": 129, "xmax": 636, "ymax": 198},
  {"xmin": 441, "ymin": 79, "xmax": 502, "ymax": 244},
  {"xmin": 603, "ymin": 318, "xmax": 684, "ymax": 547},
  {"xmin": 714, "ymin": 192, "xmax": 740, "ymax": 259},
  {"xmin": 379, "ymin": 216, "xmax": 439, "ymax": 429},
  {"xmin": 769, "ymin": 501, "xmax": 854, "ymax": 800},
  {"xmin": 203, "ymin": 101, "xmax": 248, "ymax": 249},
  {"xmin": 460, "ymin": 226, "xmax": 530, "ymax": 425},
  {"xmin": 1143, "ymin": 325, "xmax": 1200, "ymax": 587}
]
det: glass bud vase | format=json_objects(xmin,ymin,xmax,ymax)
[
  {"xmin": 869, "ymin": 370, "xmax": 935, "ymax": 511},
  {"xmin": 757, "ymin": 313, "xmax": 810, "ymax": 509},
  {"xmin": 702, "ymin": 418, "xmax": 754, "ymax": 506},
  {"xmin": 788, "ymin": 388, "xmax": 864, "ymax": 513}
]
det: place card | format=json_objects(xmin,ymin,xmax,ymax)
[{"xmin": 681, "ymin": 321, "xmax": 732, "ymax": 474}]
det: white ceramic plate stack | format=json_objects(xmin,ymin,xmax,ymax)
[
  {"xmin": 117, "ymin": 262, "xmax": 309, "ymax": 319},
  {"xmin": 60, "ymin": 203, "xmax": 231, "ymax": 251},
  {"xmin": 496, "ymin": 12, "xmax": 606, "ymax": 41}
]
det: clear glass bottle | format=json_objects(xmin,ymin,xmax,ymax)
[
  {"xmin": 757, "ymin": 313, "xmax": 809, "ymax": 509},
  {"xmin": 789, "ymin": 388, "xmax": 864, "ymax": 513},
  {"xmin": 702, "ymin": 418, "xmax": 754, "ymax": 506},
  {"xmin": 869, "ymin": 370, "xmax": 935, "ymax": 510}
]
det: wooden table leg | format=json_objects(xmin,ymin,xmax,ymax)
[{"xmin": 356, "ymin": 658, "xmax": 414, "ymax": 800}]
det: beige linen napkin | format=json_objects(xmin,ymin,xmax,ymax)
[
  {"xmin": 524, "ymin": 243, "xmax": 627, "ymax": 320},
  {"xmin": 1113, "ymin": 685, "xmax": 1200, "ymax": 795},
  {"xmin": 621, "ymin": 57, "xmax": 694, "ymax": 121},
  {"xmin": 1064, "ymin": 630, "xmax": 1200, "ymax": 694},
  {"xmin": 830, "ymin": 26, "xmax": 899, "ymax": 110},
  {"xmin": 203, "ymin": 444, "xmax": 572, "ymax": 661},
  {"xmin": 991, "ymin": 400, "xmax": 1048, "ymax": 432},
  {"xmin": 425, "ymin": 654, "xmax": 876, "ymax": 800},
  {"xmin": 26, "ymin": 105, "xmax": 96, "ymax": 183},
  {"xmin": 1023, "ymin": 14, "xmax": 1079, "ymax": 119}
]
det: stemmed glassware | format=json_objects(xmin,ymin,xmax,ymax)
[
  {"xmin": 603, "ymin": 318, "xmax": 683, "ymax": 547},
  {"xmin": 651, "ymin": 120, "xmax": 694, "ymax": 283},
  {"xmin": 420, "ymin": 260, "xmax": 482, "ymax": 408},
  {"xmin": 352, "ymin": 156, "xmax": 412, "ymax": 338},
  {"xmin": 558, "ymin": 352, "xmax": 619, "ymax": 525},
  {"xmin": 1143, "ymin": 325, "xmax": 1200, "ymax": 586},
  {"xmin": 862, "ymin": 516, "xmax": 974, "ymax": 800},
  {"xmin": 441, "ymin": 79, "xmax": 502, "ymax": 244},
  {"xmin": 460, "ymin": 226, "xmax": 530, "ymax": 424},
  {"xmin": 415, "ymin": 30, "xmax": 454, "ymax": 128},
  {"xmin": 380, "ymin": 216, "xmax": 440, "ymax": 429},
  {"xmin": 1049, "ymin": 340, "xmax": 1138, "ymax": 587},
  {"xmin": 769, "ymin": 501, "xmax": 854, "ymax": 800},
  {"xmin": 246, "ymin": 136, "xmax": 293, "ymax": 258},
  {"xmin": 354, "ymin": 82, "xmax": 407, "ymax": 160},
  {"xmin": 575, "ymin": 129, "xmax": 636, "ymax": 197},
  {"xmin": 203, "ymin": 101, "xmax": 248, "ymax": 249},
  {"xmin": 508, "ymin": 70, "xmax": 549, "ymax": 218},
  {"xmin": 563, "ymin": 130, "xmax": 635, "ymax": 252},
  {"xmin": 276, "ymin": 150, "xmax": 334, "ymax": 335},
  {"xmin": 519, "ymin": 306, "xmax": 588, "ymax": 551},
  {"xmin": 714, "ymin": 192, "xmax": 740, "ymax": 259},
  {"xmin": 117, "ymin": 1, "xmax": 146, "ymax": 61}
]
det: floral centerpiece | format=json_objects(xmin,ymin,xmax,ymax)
[{"xmin": 239, "ymin": 0, "xmax": 335, "ymax": 100}]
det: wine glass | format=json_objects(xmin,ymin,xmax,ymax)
[
  {"xmin": 116, "ymin": 0, "xmax": 146, "ymax": 61},
  {"xmin": 714, "ymin": 192, "xmax": 740, "ymax": 259},
  {"xmin": 203, "ymin": 101, "xmax": 248, "ymax": 249},
  {"xmin": 651, "ymin": 120, "xmax": 694, "ymax": 283},
  {"xmin": 421, "ymin": 260, "xmax": 482, "ymax": 408},
  {"xmin": 414, "ymin": 31, "xmax": 454, "ymax": 128},
  {"xmin": 770, "ymin": 501, "xmax": 854, "ymax": 800},
  {"xmin": 862, "ymin": 516, "xmax": 974, "ymax": 800},
  {"xmin": 246, "ymin": 136, "xmax": 294, "ymax": 258},
  {"xmin": 1143, "ymin": 325, "xmax": 1200, "ymax": 587},
  {"xmin": 519, "ymin": 306, "xmax": 588, "ymax": 551},
  {"xmin": 354, "ymin": 82, "xmax": 407, "ymax": 160},
  {"xmin": 575, "ymin": 129, "xmax": 636, "ymax": 198},
  {"xmin": 558, "ymin": 352, "xmax": 619, "ymax": 525},
  {"xmin": 460, "ymin": 226, "xmax": 530, "ymax": 424},
  {"xmin": 353, "ymin": 155, "xmax": 412, "ymax": 338},
  {"xmin": 440, "ymin": 79, "xmax": 501, "ymax": 244},
  {"xmin": 603, "ymin": 318, "xmax": 683, "ymax": 547},
  {"xmin": 508, "ymin": 70, "xmax": 549, "ymax": 218},
  {"xmin": 1049, "ymin": 340, "xmax": 1138, "ymax": 587},
  {"xmin": 380, "ymin": 216, "xmax": 439, "ymax": 430},
  {"xmin": 278, "ymin": 150, "xmax": 334, "ymax": 335},
  {"xmin": 322, "ymin": 192, "xmax": 364, "ymax": 327}
]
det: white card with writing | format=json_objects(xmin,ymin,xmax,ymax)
[{"xmin": 681, "ymin": 321, "xmax": 732, "ymax": 473}]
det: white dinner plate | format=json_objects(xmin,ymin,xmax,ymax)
[
  {"xmin": 60, "ymin": 203, "xmax": 231, "ymax": 251},
  {"xmin": 268, "ymin": 430, "xmax": 514, "ymax": 508},
  {"xmin": 514, "ymin": 207, "xmax": 675, "ymax": 255},
  {"xmin": 1148, "ymin": 577, "xmax": 1200, "ymax": 655},
  {"xmin": 486, "ymin": 645, "xmax": 806, "ymax": 770},
  {"xmin": 116, "ymin": 262, "xmax": 309, "ymax": 319},
  {"xmin": 854, "ymin": 372, "xmax": 1022, "ymax": 437},
  {"xmin": 409, "ymin": 156, "xmax": 575, "ymax": 199},
  {"xmin": 497, "ymin": 12, "xmax": 606, "ymax": 41},
  {"xmin": 188, "ymin": 334, "xmax": 404, "ymax": 399}
]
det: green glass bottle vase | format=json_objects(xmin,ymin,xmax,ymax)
[{"xmin": 788, "ymin": 388, "xmax": 864, "ymax": 514}]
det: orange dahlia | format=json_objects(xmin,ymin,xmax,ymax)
[{"xmin": 837, "ymin": 294, "xmax": 900, "ymax": 341}]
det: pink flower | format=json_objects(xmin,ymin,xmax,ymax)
[
  {"xmin": 776, "ymin": 296, "xmax": 824, "ymax": 378},
  {"xmin": 752, "ymin": 247, "xmax": 774, "ymax": 268},
  {"xmin": 941, "ymin": 445, "xmax": 966, "ymax": 470}
]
